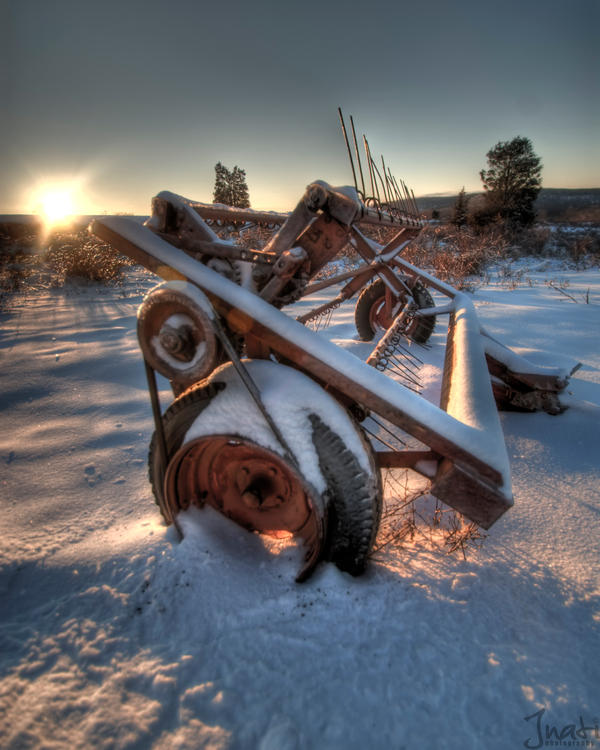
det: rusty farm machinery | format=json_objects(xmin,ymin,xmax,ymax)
[{"xmin": 90, "ymin": 119, "xmax": 576, "ymax": 581}]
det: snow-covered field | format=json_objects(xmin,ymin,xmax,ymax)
[{"xmin": 1, "ymin": 258, "xmax": 599, "ymax": 750}]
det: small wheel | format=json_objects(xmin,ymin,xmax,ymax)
[
  {"xmin": 149, "ymin": 360, "xmax": 381, "ymax": 580},
  {"xmin": 354, "ymin": 278, "xmax": 436, "ymax": 344},
  {"xmin": 137, "ymin": 281, "xmax": 220, "ymax": 391}
]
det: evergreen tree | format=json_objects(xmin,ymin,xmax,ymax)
[
  {"xmin": 212, "ymin": 162, "xmax": 250, "ymax": 207},
  {"xmin": 479, "ymin": 136, "xmax": 542, "ymax": 227},
  {"xmin": 231, "ymin": 166, "xmax": 250, "ymax": 208},
  {"xmin": 213, "ymin": 162, "xmax": 232, "ymax": 205},
  {"xmin": 451, "ymin": 187, "xmax": 470, "ymax": 227}
]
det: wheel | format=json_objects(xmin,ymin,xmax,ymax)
[
  {"xmin": 137, "ymin": 281, "xmax": 220, "ymax": 392},
  {"xmin": 149, "ymin": 360, "xmax": 382, "ymax": 580},
  {"xmin": 354, "ymin": 278, "xmax": 436, "ymax": 344}
]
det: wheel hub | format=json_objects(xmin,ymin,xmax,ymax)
[{"xmin": 164, "ymin": 435, "xmax": 325, "ymax": 579}]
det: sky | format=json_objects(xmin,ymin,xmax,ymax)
[{"xmin": 1, "ymin": 0, "xmax": 598, "ymax": 215}]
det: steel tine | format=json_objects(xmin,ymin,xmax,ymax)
[
  {"xmin": 367, "ymin": 414, "xmax": 408, "ymax": 446},
  {"xmin": 388, "ymin": 355, "xmax": 422, "ymax": 383},
  {"xmin": 401, "ymin": 181, "xmax": 413, "ymax": 218},
  {"xmin": 387, "ymin": 167, "xmax": 403, "ymax": 213},
  {"xmin": 392, "ymin": 175, "xmax": 410, "ymax": 216},
  {"xmin": 395, "ymin": 340, "xmax": 425, "ymax": 365},
  {"xmin": 350, "ymin": 116, "xmax": 366, "ymax": 197},
  {"xmin": 362, "ymin": 424, "xmax": 403, "ymax": 452},
  {"xmin": 380, "ymin": 155, "xmax": 392, "ymax": 207},
  {"xmin": 365, "ymin": 140, "xmax": 382, "ymax": 204},
  {"xmin": 370, "ymin": 157, "xmax": 388, "ymax": 207},
  {"xmin": 363, "ymin": 135, "xmax": 377, "ymax": 202},
  {"xmin": 411, "ymin": 189, "xmax": 419, "ymax": 218},
  {"xmin": 338, "ymin": 108, "xmax": 358, "ymax": 193}
]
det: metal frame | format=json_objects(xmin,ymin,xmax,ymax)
[{"xmin": 89, "ymin": 180, "xmax": 576, "ymax": 533}]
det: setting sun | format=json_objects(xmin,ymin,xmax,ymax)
[{"xmin": 39, "ymin": 189, "xmax": 75, "ymax": 225}]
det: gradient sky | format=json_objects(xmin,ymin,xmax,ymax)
[{"xmin": 2, "ymin": 0, "xmax": 598, "ymax": 214}]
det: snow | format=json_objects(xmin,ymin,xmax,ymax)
[
  {"xmin": 1, "ymin": 257, "xmax": 599, "ymax": 749},
  {"xmin": 183, "ymin": 359, "xmax": 372, "ymax": 496}
]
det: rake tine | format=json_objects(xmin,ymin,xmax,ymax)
[
  {"xmin": 401, "ymin": 181, "xmax": 413, "ymax": 218},
  {"xmin": 388, "ymin": 168, "xmax": 403, "ymax": 213},
  {"xmin": 392, "ymin": 175, "xmax": 409, "ymax": 216},
  {"xmin": 380, "ymin": 155, "xmax": 392, "ymax": 207},
  {"xmin": 367, "ymin": 414, "xmax": 408, "ymax": 446},
  {"xmin": 411, "ymin": 189, "xmax": 420, "ymax": 218},
  {"xmin": 395, "ymin": 340, "xmax": 425, "ymax": 365},
  {"xmin": 350, "ymin": 116, "xmax": 366, "ymax": 198},
  {"xmin": 371, "ymin": 159, "xmax": 389, "ymax": 207},
  {"xmin": 363, "ymin": 135, "xmax": 377, "ymax": 203},
  {"xmin": 381, "ymin": 157, "xmax": 397, "ymax": 214},
  {"xmin": 388, "ymin": 356, "xmax": 422, "ymax": 384},
  {"xmin": 364, "ymin": 138, "xmax": 382, "ymax": 204},
  {"xmin": 338, "ymin": 108, "xmax": 358, "ymax": 193},
  {"xmin": 362, "ymin": 425, "xmax": 403, "ymax": 452}
]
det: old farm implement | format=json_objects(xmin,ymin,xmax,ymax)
[{"xmin": 90, "ymin": 129, "xmax": 574, "ymax": 581}]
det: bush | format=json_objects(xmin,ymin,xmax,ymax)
[
  {"xmin": 44, "ymin": 231, "xmax": 134, "ymax": 285},
  {"xmin": 402, "ymin": 224, "xmax": 509, "ymax": 288}
]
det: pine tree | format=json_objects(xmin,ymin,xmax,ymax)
[
  {"xmin": 213, "ymin": 162, "xmax": 232, "ymax": 205},
  {"xmin": 231, "ymin": 166, "xmax": 250, "ymax": 208},
  {"xmin": 451, "ymin": 187, "xmax": 470, "ymax": 228},
  {"xmin": 479, "ymin": 137, "xmax": 542, "ymax": 227},
  {"xmin": 212, "ymin": 162, "xmax": 250, "ymax": 207}
]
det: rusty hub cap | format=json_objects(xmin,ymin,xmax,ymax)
[
  {"xmin": 369, "ymin": 292, "xmax": 416, "ymax": 335},
  {"xmin": 164, "ymin": 435, "xmax": 325, "ymax": 581},
  {"xmin": 369, "ymin": 291, "xmax": 397, "ymax": 331}
]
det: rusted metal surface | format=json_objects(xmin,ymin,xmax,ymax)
[{"xmin": 164, "ymin": 435, "xmax": 325, "ymax": 581}]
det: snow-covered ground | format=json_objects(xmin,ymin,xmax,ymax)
[{"xmin": 1, "ymin": 258, "xmax": 599, "ymax": 749}]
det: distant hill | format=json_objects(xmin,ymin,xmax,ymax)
[{"xmin": 416, "ymin": 188, "xmax": 600, "ymax": 223}]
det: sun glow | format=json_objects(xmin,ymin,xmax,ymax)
[
  {"xmin": 40, "ymin": 189, "xmax": 75, "ymax": 224},
  {"xmin": 29, "ymin": 179, "xmax": 87, "ymax": 230}
]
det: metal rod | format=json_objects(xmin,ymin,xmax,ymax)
[
  {"xmin": 350, "ymin": 116, "xmax": 366, "ymax": 197},
  {"xmin": 395, "ymin": 340, "xmax": 425, "ymax": 365},
  {"xmin": 364, "ymin": 138, "xmax": 381, "ymax": 203},
  {"xmin": 371, "ymin": 159, "xmax": 389, "ymax": 206},
  {"xmin": 401, "ymin": 181, "xmax": 413, "ymax": 217},
  {"xmin": 411, "ymin": 189, "xmax": 419, "ymax": 218},
  {"xmin": 381, "ymin": 155, "xmax": 396, "ymax": 209},
  {"xmin": 392, "ymin": 175, "xmax": 409, "ymax": 215},
  {"xmin": 389, "ymin": 354, "xmax": 422, "ymax": 382},
  {"xmin": 388, "ymin": 168, "xmax": 403, "ymax": 212},
  {"xmin": 144, "ymin": 360, "xmax": 183, "ymax": 540},
  {"xmin": 338, "ymin": 107, "xmax": 358, "ymax": 193},
  {"xmin": 368, "ymin": 414, "xmax": 408, "ymax": 446},
  {"xmin": 362, "ymin": 424, "xmax": 402, "ymax": 452},
  {"xmin": 212, "ymin": 314, "xmax": 299, "ymax": 470}
]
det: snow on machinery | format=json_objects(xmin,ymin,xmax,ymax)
[{"xmin": 90, "ymin": 130, "xmax": 576, "ymax": 581}]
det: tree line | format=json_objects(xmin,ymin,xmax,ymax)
[{"xmin": 212, "ymin": 135, "xmax": 543, "ymax": 229}]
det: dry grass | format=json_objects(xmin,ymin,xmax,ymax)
[
  {"xmin": 403, "ymin": 225, "xmax": 509, "ymax": 289},
  {"xmin": 0, "ymin": 227, "xmax": 136, "ymax": 311},
  {"xmin": 44, "ymin": 230, "xmax": 134, "ymax": 285},
  {"xmin": 372, "ymin": 469, "xmax": 487, "ymax": 562}
]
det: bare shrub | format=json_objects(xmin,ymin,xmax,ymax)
[
  {"xmin": 0, "ymin": 232, "xmax": 40, "ymax": 310},
  {"xmin": 518, "ymin": 226, "xmax": 552, "ymax": 255},
  {"xmin": 44, "ymin": 231, "xmax": 135, "ymax": 285},
  {"xmin": 403, "ymin": 225, "xmax": 509, "ymax": 288},
  {"xmin": 372, "ymin": 469, "xmax": 486, "ymax": 561},
  {"xmin": 562, "ymin": 231, "xmax": 600, "ymax": 265}
]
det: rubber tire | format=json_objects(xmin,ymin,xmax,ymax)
[
  {"xmin": 148, "ymin": 367, "xmax": 382, "ymax": 576},
  {"xmin": 354, "ymin": 278, "xmax": 436, "ymax": 344},
  {"xmin": 309, "ymin": 414, "xmax": 382, "ymax": 575}
]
